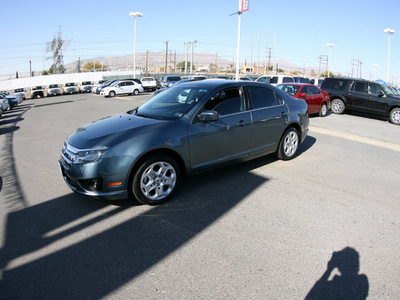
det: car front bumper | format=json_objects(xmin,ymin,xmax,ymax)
[{"xmin": 59, "ymin": 154, "xmax": 134, "ymax": 200}]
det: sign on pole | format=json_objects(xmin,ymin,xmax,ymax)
[{"xmin": 240, "ymin": 0, "xmax": 249, "ymax": 12}]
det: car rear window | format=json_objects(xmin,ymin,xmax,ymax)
[
  {"xmin": 321, "ymin": 78, "xmax": 348, "ymax": 91},
  {"xmin": 167, "ymin": 77, "xmax": 181, "ymax": 82},
  {"xmin": 283, "ymin": 77, "xmax": 295, "ymax": 83}
]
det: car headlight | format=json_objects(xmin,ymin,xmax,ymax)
[
  {"xmin": 74, "ymin": 148, "xmax": 107, "ymax": 164},
  {"xmin": 63, "ymin": 142, "xmax": 108, "ymax": 165}
]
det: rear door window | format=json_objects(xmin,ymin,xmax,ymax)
[
  {"xmin": 351, "ymin": 82, "xmax": 366, "ymax": 93},
  {"xmin": 247, "ymin": 86, "xmax": 278, "ymax": 109}
]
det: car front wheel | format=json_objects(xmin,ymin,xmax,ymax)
[
  {"xmin": 109, "ymin": 91, "xmax": 116, "ymax": 98},
  {"xmin": 319, "ymin": 103, "xmax": 328, "ymax": 117},
  {"xmin": 389, "ymin": 107, "xmax": 400, "ymax": 125},
  {"xmin": 277, "ymin": 128, "xmax": 299, "ymax": 160},
  {"xmin": 132, "ymin": 155, "xmax": 180, "ymax": 205},
  {"xmin": 331, "ymin": 99, "xmax": 345, "ymax": 114},
  {"xmin": 133, "ymin": 89, "xmax": 139, "ymax": 96}
]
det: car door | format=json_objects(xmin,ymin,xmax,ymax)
[
  {"xmin": 124, "ymin": 81, "xmax": 135, "ymax": 94},
  {"xmin": 188, "ymin": 86, "xmax": 252, "ymax": 172},
  {"xmin": 308, "ymin": 86, "xmax": 324, "ymax": 113},
  {"xmin": 347, "ymin": 81, "xmax": 367, "ymax": 109},
  {"xmin": 298, "ymin": 86, "xmax": 315, "ymax": 113},
  {"xmin": 364, "ymin": 83, "xmax": 389, "ymax": 115},
  {"xmin": 247, "ymin": 86, "xmax": 289, "ymax": 156},
  {"xmin": 115, "ymin": 82, "xmax": 125, "ymax": 95}
]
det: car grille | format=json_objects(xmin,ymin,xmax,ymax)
[
  {"xmin": 67, "ymin": 88, "xmax": 75, "ymax": 92},
  {"xmin": 61, "ymin": 141, "xmax": 77, "ymax": 166}
]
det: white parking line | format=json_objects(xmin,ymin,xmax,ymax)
[{"xmin": 310, "ymin": 126, "xmax": 400, "ymax": 152}]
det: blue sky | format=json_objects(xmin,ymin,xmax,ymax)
[{"xmin": 1, "ymin": 0, "xmax": 399, "ymax": 83}]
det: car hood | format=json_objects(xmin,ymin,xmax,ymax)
[{"xmin": 67, "ymin": 113, "xmax": 168, "ymax": 149}]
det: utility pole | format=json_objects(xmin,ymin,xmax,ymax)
[
  {"xmin": 184, "ymin": 42, "xmax": 189, "ymax": 74},
  {"xmin": 215, "ymin": 53, "xmax": 218, "ymax": 75},
  {"xmin": 29, "ymin": 60, "xmax": 32, "ymax": 77},
  {"xmin": 190, "ymin": 40, "xmax": 197, "ymax": 74},
  {"xmin": 174, "ymin": 51, "xmax": 176, "ymax": 73},
  {"xmin": 250, "ymin": 32, "xmax": 254, "ymax": 74},
  {"xmin": 318, "ymin": 55, "xmax": 328, "ymax": 77},
  {"xmin": 145, "ymin": 50, "xmax": 149, "ymax": 76},
  {"xmin": 164, "ymin": 41, "xmax": 169, "ymax": 74},
  {"xmin": 257, "ymin": 32, "xmax": 261, "ymax": 75}
]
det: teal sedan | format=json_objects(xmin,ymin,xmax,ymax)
[{"xmin": 60, "ymin": 80, "xmax": 309, "ymax": 205}]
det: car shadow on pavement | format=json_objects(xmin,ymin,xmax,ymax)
[{"xmin": 0, "ymin": 158, "xmax": 272, "ymax": 299}]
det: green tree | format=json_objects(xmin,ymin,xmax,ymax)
[
  {"xmin": 83, "ymin": 62, "xmax": 107, "ymax": 72},
  {"xmin": 176, "ymin": 61, "xmax": 192, "ymax": 72}
]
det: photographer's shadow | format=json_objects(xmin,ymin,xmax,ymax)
[{"xmin": 305, "ymin": 247, "xmax": 369, "ymax": 300}]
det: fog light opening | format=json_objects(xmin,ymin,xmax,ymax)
[{"xmin": 80, "ymin": 178, "xmax": 103, "ymax": 192}]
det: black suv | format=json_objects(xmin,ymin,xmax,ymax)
[{"xmin": 321, "ymin": 77, "xmax": 400, "ymax": 125}]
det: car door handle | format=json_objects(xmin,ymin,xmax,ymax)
[{"xmin": 237, "ymin": 120, "xmax": 248, "ymax": 127}]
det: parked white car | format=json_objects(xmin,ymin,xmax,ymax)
[
  {"xmin": 47, "ymin": 84, "xmax": 61, "ymax": 96},
  {"xmin": 255, "ymin": 75, "xmax": 295, "ymax": 85},
  {"xmin": 79, "ymin": 81, "xmax": 94, "ymax": 93},
  {"xmin": 100, "ymin": 80, "xmax": 144, "ymax": 97},
  {"xmin": 63, "ymin": 82, "xmax": 78, "ymax": 94},
  {"xmin": 140, "ymin": 77, "xmax": 157, "ymax": 92}
]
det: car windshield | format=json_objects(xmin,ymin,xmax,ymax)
[
  {"xmin": 82, "ymin": 81, "xmax": 91, "ymax": 85},
  {"xmin": 276, "ymin": 84, "xmax": 300, "ymax": 96},
  {"xmin": 66, "ymin": 83, "xmax": 75, "ymax": 87},
  {"xmin": 142, "ymin": 78, "xmax": 153, "ymax": 81},
  {"xmin": 136, "ymin": 85, "xmax": 208, "ymax": 120},
  {"xmin": 382, "ymin": 85, "xmax": 395, "ymax": 96},
  {"xmin": 15, "ymin": 88, "xmax": 23, "ymax": 92},
  {"xmin": 49, "ymin": 84, "xmax": 58, "ymax": 88},
  {"xmin": 32, "ymin": 86, "xmax": 43, "ymax": 90}
]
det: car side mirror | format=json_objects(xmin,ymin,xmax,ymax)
[
  {"xmin": 299, "ymin": 93, "xmax": 307, "ymax": 97},
  {"xmin": 378, "ymin": 92, "xmax": 384, "ymax": 97},
  {"xmin": 198, "ymin": 110, "xmax": 219, "ymax": 122}
]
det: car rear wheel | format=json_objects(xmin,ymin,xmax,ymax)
[
  {"xmin": 319, "ymin": 103, "xmax": 328, "ymax": 117},
  {"xmin": 277, "ymin": 128, "xmax": 299, "ymax": 160},
  {"xmin": 389, "ymin": 107, "xmax": 400, "ymax": 125},
  {"xmin": 133, "ymin": 89, "xmax": 139, "ymax": 96},
  {"xmin": 132, "ymin": 155, "xmax": 180, "ymax": 205},
  {"xmin": 109, "ymin": 91, "xmax": 116, "ymax": 98},
  {"xmin": 331, "ymin": 99, "xmax": 345, "ymax": 114}
]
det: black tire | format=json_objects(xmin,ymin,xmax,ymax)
[
  {"xmin": 277, "ymin": 127, "xmax": 300, "ymax": 160},
  {"xmin": 331, "ymin": 99, "xmax": 345, "ymax": 114},
  {"xmin": 133, "ymin": 89, "xmax": 139, "ymax": 96},
  {"xmin": 109, "ymin": 91, "xmax": 116, "ymax": 98},
  {"xmin": 131, "ymin": 155, "xmax": 180, "ymax": 205},
  {"xmin": 389, "ymin": 107, "xmax": 400, "ymax": 125},
  {"xmin": 319, "ymin": 103, "xmax": 328, "ymax": 117}
]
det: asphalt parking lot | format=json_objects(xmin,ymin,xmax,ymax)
[{"xmin": 1, "ymin": 93, "xmax": 399, "ymax": 299}]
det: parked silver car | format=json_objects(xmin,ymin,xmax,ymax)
[
  {"xmin": 60, "ymin": 80, "xmax": 309, "ymax": 205},
  {"xmin": 0, "ymin": 96, "xmax": 10, "ymax": 111}
]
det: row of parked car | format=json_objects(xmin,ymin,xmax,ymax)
[
  {"xmin": 150, "ymin": 74, "xmax": 400, "ymax": 125},
  {"xmin": 0, "ymin": 92, "xmax": 24, "ymax": 119}
]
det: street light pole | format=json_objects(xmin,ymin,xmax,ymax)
[
  {"xmin": 326, "ymin": 43, "xmax": 334, "ymax": 77},
  {"xmin": 384, "ymin": 28, "xmax": 395, "ymax": 83},
  {"xmin": 129, "ymin": 11, "xmax": 143, "ymax": 79}
]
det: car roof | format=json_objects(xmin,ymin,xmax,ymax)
[
  {"xmin": 277, "ymin": 83, "xmax": 313, "ymax": 86},
  {"xmin": 173, "ymin": 79, "xmax": 276, "ymax": 90}
]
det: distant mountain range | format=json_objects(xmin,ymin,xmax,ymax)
[
  {"xmin": 65, "ymin": 52, "xmax": 233, "ymax": 72},
  {"xmin": 65, "ymin": 52, "xmax": 319, "ymax": 75}
]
